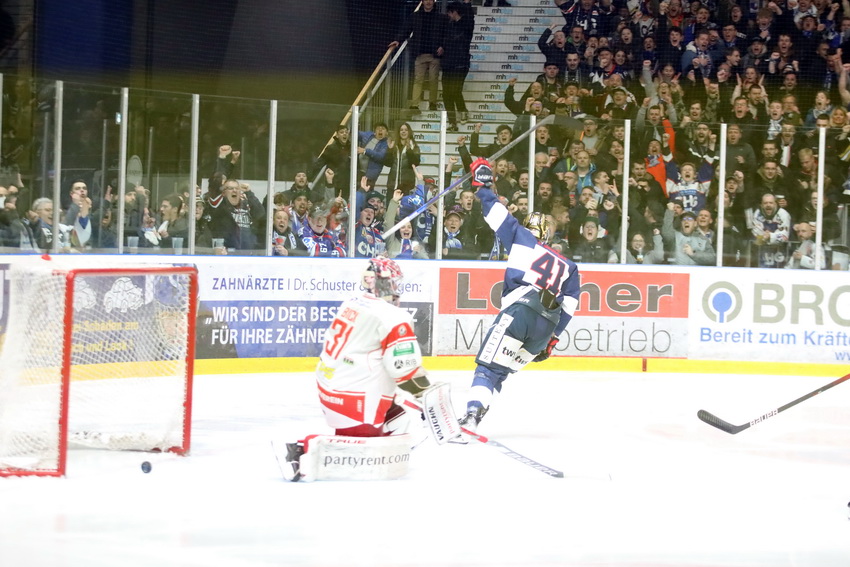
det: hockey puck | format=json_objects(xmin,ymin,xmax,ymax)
[{"xmin": 141, "ymin": 461, "xmax": 152, "ymax": 474}]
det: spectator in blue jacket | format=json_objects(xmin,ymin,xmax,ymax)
[{"xmin": 357, "ymin": 123, "xmax": 390, "ymax": 189}]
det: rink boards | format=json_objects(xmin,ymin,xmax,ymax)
[{"xmin": 1, "ymin": 255, "xmax": 848, "ymax": 375}]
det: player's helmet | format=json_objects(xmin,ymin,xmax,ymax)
[
  {"xmin": 363, "ymin": 257, "xmax": 404, "ymax": 303},
  {"xmin": 524, "ymin": 212, "xmax": 552, "ymax": 243}
]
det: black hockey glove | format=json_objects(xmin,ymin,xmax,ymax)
[{"xmin": 533, "ymin": 335, "xmax": 560, "ymax": 363}]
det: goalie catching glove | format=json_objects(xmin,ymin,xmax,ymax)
[
  {"xmin": 397, "ymin": 367, "xmax": 431, "ymax": 398},
  {"xmin": 533, "ymin": 334, "xmax": 560, "ymax": 362}
]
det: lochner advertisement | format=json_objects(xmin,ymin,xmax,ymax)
[
  {"xmin": 435, "ymin": 264, "xmax": 691, "ymax": 358},
  {"xmin": 690, "ymin": 269, "xmax": 850, "ymax": 363}
]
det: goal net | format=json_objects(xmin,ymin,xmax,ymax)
[{"xmin": 0, "ymin": 259, "xmax": 198, "ymax": 477}]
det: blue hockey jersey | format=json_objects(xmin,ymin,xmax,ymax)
[{"xmin": 477, "ymin": 187, "xmax": 581, "ymax": 335}]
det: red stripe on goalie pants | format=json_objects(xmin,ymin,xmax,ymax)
[
  {"xmin": 317, "ymin": 384, "xmax": 366, "ymax": 423},
  {"xmin": 317, "ymin": 385, "xmax": 394, "ymax": 428}
]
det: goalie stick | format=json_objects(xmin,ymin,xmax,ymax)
[
  {"xmin": 399, "ymin": 397, "xmax": 565, "ymax": 478},
  {"xmin": 697, "ymin": 372, "xmax": 850, "ymax": 434}
]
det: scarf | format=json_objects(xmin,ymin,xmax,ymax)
[
  {"xmin": 489, "ymin": 234, "xmax": 504, "ymax": 261},
  {"xmin": 445, "ymin": 230, "xmax": 462, "ymax": 249}
]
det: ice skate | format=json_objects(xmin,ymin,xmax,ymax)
[
  {"xmin": 450, "ymin": 406, "xmax": 488, "ymax": 444},
  {"xmin": 282, "ymin": 442, "xmax": 304, "ymax": 482}
]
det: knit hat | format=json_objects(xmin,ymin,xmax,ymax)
[{"xmin": 365, "ymin": 191, "xmax": 384, "ymax": 205}]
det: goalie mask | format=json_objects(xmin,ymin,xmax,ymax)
[
  {"xmin": 363, "ymin": 257, "xmax": 404, "ymax": 304},
  {"xmin": 524, "ymin": 212, "xmax": 553, "ymax": 243}
]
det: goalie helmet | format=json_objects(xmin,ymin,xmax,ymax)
[
  {"xmin": 363, "ymin": 257, "xmax": 404, "ymax": 303},
  {"xmin": 524, "ymin": 212, "xmax": 553, "ymax": 243}
]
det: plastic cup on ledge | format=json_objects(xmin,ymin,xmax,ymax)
[
  {"xmin": 172, "ymin": 237, "xmax": 184, "ymax": 255},
  {"xmin": 127, "ymin": 236, "xmax": 139, "ymax": 254}
]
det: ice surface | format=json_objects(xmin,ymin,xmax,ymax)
[{"xmin": 0, "ymin": 369, "xmax": 848, "ymax": 567}]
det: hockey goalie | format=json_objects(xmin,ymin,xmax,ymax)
[{"xmin": 275, "ymin": 257, "xmax": 459, "ymax": 482}]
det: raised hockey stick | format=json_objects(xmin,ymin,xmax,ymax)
[
  {"xmin": 399, "ymin": 396, "xmax": 564, "ymax": 478},
  {"xmin": 382, "ymin": 114, "xmax": 557, "ymax": 238},
  {"xmin": 697, "ymin": 372, "xmax": 850, "ymax": 434}
]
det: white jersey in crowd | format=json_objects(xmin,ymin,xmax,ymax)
[{"xmin": 316, "ymin": 292, "xmax": 422, "ymax": 430}]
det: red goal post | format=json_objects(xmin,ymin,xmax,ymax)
[{"xmin": 0, "ymin": 259, "xmax": 198, "ymax": 477}]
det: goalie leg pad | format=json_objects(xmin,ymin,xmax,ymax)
[
  {"xmin": 297, "ymin": 434, "xmax": 412, "ymax": 482},
  {"xmin": 420, "ymin": 382, "xmax": 463, "ymax": 444}
]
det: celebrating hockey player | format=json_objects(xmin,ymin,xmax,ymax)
[
  {"xmin": 278, "ymin": 257, "xmax": 430, "ymax": 481},
  {"xmin": 459, "ymin": 158, "xmax": 581, "ymax": 433}
]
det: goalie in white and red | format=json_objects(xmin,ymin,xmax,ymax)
[
  {"xmin": 315, "ymin": 256, "xmax": 421, "ymax": 436},
  {"xmin": 277, "ymin": 257, "xmax": 431, "ymax": 481}
]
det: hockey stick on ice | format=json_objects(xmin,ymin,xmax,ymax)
[
  {"xmin": 465, "ymin": 432, "xmax": 565, "ymax": 479},
  {"xmin": 697, "ymin": 372, "xmax": 850, "ymax": 434},
  {"xmin": 399, "ymin": 396, "xmax": 564, "ymax": 478}
]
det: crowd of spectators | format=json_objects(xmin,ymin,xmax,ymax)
[
  {"xmin": 1, "ymin": 0, "xmax": 848, "ymax": 269},
  {"xmin": 274, "ymin": 0, "xmax": 847, "ymax": 268},
  {"xmin": 510, "ymin": 0, "xmax": 850, "ymax": 268},
  {"xmin": 314, "ymin": 0, "xmax": 848, "ymax": 268}
]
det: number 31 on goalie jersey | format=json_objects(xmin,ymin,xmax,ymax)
[{"xmin": 323, "ymin": 319, "xmax": 352, "ymax": 359}]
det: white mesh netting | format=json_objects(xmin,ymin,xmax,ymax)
[{"xmin": 0, "ymin": 260, "xmax": 195, "ymax": 476}]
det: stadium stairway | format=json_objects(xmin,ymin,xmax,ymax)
[{"xmin": 380, "ymin": 0, "xmax": 560, "ymax": 185}]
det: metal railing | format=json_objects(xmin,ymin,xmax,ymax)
[{"xmin": 0, "ymin": 71, "xmax": 847, "ymax": 269}]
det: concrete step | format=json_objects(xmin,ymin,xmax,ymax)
[
  {"xmin": 410, "ymin": 124, "xmax": 521, "ymax": 144},
  {"xmin": 465, "ymin": 70, "xmax": 541, "ymax": 84},
  {"xmin": 465, "ymin": 78, "xmax": 525, "ymax": 93},
  {"xmin": 405, "ymin": 105, "xmax": 516, "ymax": 121},
  {"xmin": 470, "ymin": 60, "xmax": 547, "ymax": 73},
  {"xmin": 395, "ymin": 105, "xmax": 516, "ymax": 128},
  {"xmin": 463, "ymin": 85, "xmax": 508, "ymax": 100},
  {"xmin": 474, "ymin": 5, "xmax": 561, "ymax": 19},
  {"xmin": 472, "ymin": 29, "xmax": 552, "ymax": 44},
  {"xmin": 471, "ymin": 50, "xmax": 545, "ymax": 65},
  {"xmin": 473, "ymin": 24, "xmax": 551, "ymax": 38},
  {"xmin": 408, "ymin": 111, "xmax": 518, "ymax": 129},
  {"xmin": 470, "ymin": 41, "xmax": 538, "ymax": 55}
]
